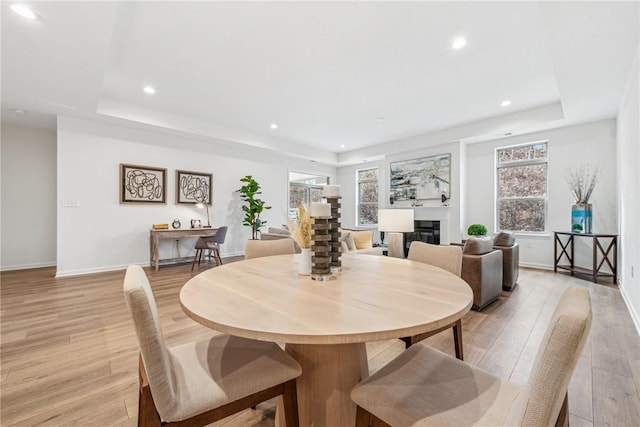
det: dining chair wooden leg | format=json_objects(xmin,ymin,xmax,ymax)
[
  {"xmin": 282, "ymin": 379, "xmax": 300, "ymax": 427},
  {"xmin": 138, "ymin": 356, "xmax": 162, "ymax": 427},
  {"xmin": 453, "ymin": 319, "xmax": 464, "ymax": 360},
  {"xmin": 191, "ymin": 249, "xmax": 201, "ymax": 271},
  {"xmin": 356, "ymin": 406, "xmax": 390, "ymax": 427},
  {"xmin": 555, "ymin": 392, "xmax": 569, "ymax": 427},
  {"xmin": 355, "ymin": 405, "xmax": 372, "ymax": 427},
  {"xmin": 215, "ymin": 248, "xmax": 223, "ymax": 265}
]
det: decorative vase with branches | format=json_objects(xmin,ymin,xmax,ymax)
[
  {"xmin": 566, "ymin": 165, "xmax": 598, "ymax": 233},
  {"xmin": 237, "ymin": 175, "xmax": 271, "ymax": 240}
]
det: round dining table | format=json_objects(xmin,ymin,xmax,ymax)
[{"xmin": 180, "ymin": 253, "xmax": 473, "ymax": 426}]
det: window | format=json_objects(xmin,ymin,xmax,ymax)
[
  {"xmin": 357, "ymin": 168, "xmax": 378, "ymax": 226},
  {"xmin": 288, "ymin": 172, "xmax": 328, "ymax": 219},
  {"xmin": 496, "ymin": 141, "xmax": 547, "ymax": 232}
]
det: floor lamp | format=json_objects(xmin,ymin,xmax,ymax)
[{"xmin": 378, "ymin": 209, "xmax": 414, "ymax": 258}]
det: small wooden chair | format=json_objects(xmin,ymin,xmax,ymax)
[
  {"xmin": 124, "ymin": 265, "xmax": 301, "ymax": 426},
  {"xmin": 352, "ymin": 285, "xmax": 592, "ymax": 427},
  {"xmin": 401, "ymin": 241, "xmax": 465, "ymax": 360}
]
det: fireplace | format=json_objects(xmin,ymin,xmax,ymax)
[{"xmin": 403, "ymin": 220, "xmax": 440, "ymax": 256}]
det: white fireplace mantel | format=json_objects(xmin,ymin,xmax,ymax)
[{"xmin": 412, "ymin": 206, "xmax": 452, "ymax": 245}]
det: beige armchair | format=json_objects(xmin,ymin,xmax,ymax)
[
  {"xmin": 461, "ymin": 237, "xmax": 503, "ymax": 310},
  {"xmin": 123, "ymin": 265, "xmax": 301, "ymax": 426},
  {"xmin": 351, "ymin": 286, "xmax": 592, "ymax": 427}
]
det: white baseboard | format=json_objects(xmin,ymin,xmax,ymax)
[
  {"xmin": 54, "ymin": 251, "xmax": 246, "ymax": 277},
  {"xmin": 0, "ymin": 261, "xmax": 56, "ymax": 272},
  {"xmin": 520, "ymin": 262, "xmax": 554, "ymax": 270},
  {"xmin": 619, "ymin": 282, "xmax": 640, "ymax": 336}
]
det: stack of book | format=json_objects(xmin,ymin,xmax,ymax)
[{"xmin": 152, "ymin": 224, "xmax": 169, "ymax": 230}]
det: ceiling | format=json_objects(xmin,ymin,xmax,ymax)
[{"xmin": 2, "ymin": 1, "xmax": 638, "ymax": 165}]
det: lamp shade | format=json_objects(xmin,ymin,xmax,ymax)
[{"xmin": 378, "ymin": 209, "xmax": 414, "ymax": 232}]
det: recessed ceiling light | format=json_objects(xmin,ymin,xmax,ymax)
[
  {"xmin": 501, "ymin": 100, "xmax": 512, "ymax": 107},
  {"xmin": 451, "ymin": 37, "xmax": 467, "ymax": 50},
  {"xmin": 340, "ymin": 144, "xmax": 346, "ymax": 149},
  {"xmin": 143, "ymin": 86, "xmax": 156, "ymax": 95},
  {"xmin": 11, "ymin": 4, "xmax": 37, "ymax": 20},
  {"xmin": 12, "ymin": 109, "xmax": 27, "ymax": 114},
  {"xmin": 270, "ymin": 123, "xmax": 278, "ymax": 130},
  {"xmin": 376, "ymin": 117, "xmax": 384, "ymax": 122}
]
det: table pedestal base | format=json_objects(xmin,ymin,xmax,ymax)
[{"xmin": 276, "ymin": 342, "xmax": 368, "ymax": 426}]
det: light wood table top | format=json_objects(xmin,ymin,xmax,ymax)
[{"xmin": 180, "ymin": 253, "xmax": 473, "ymax": 426}]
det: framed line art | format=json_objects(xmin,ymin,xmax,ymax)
[
  {"xmin": 120, "ymin": 163, "xmax": 167, "ymax": 204},
  {"xmin": 176, "ymin": 170, "xmax": 212, "ymax": 205}
]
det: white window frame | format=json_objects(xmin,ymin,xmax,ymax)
[
  {"xmin": 495, "ymin": 140, "xmax": 548, "ymax": 234},
  {"xmin": 356, "ymin": 167, "xmax": 379, "ymax": 227}
]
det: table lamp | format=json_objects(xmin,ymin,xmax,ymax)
[
  {"xmin": 378, "ymin": 209, "xmax": 414, "ymax": 258},
  {"xmin": 196, "ymin": 202, "xmax": 211, "ymax": 228}
]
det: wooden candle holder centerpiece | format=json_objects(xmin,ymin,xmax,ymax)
[
  {"xmin": 325, "ymin": 196, "xmax": 342, "ymax": 272},
  {"xmin": 311, "ymin": 216, "xmax": 332, "ymax": 281}
]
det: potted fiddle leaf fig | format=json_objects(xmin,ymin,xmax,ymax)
[{"xmin": 237, "ymin": 175, "xmax": 271, "ymax": 240}]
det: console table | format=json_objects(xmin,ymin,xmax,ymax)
[
  {"xmin": 149, "ymin": 228, "xmax": 218, "ymax": 271},
  {"xmin": 553, "ymin": 231, "xmax": 617, "ymax": 283}
]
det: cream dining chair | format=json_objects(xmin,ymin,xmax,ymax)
[
  {"xmin": 244, "ymin": 238, "xmax": 296, "ymax": 259},
  {"xmin": 402, "ymin": 241, "xmax": 465, "ymax": 359},
  {"xmin": 351, "ymin": 285, "xmax": 592, "ymax": 427},
  {"xmin": 123, "ymin": 265, "xmax": 302, "ymax": 426}
]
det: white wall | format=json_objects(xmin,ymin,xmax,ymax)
[
  {"xmin": 337, "ymin": 141, "xmax": 463, "ymax": 244},
  {"xmin": 617, "ymin": 49, "xmax": 640, "ymax": 331},
  {"xmin": 1, "ymin": 124, "xmax": 57, "ymax": 270},
  {"xmin": 466, "ymin": 119, "xmax": 618, "ymax": 268},
  {"xmin": 56, "ymin": 116, "xmax": 335, "ymax": 276}
]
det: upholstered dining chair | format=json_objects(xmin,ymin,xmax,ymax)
[
  {"xmin": 244, "ymin": 238, "xmax": 296, "ymax": 259},
  {"xmin": 402, "ymin": 241, "xmax": 465, "ymax": 360},
  {"xmin": 123, "ymin": 265, "xmax": 301, "ymax": 426},
  {"xmin": 191, "ymin": 226, "xmax": 227, "ymax": 271},
  {"xmin": 351, "ymin": 285, "xmax": 592, "ymax": 427}
]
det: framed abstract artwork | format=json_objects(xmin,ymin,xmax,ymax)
[
  {"xmin": 120, "ymin": 163, "xmax": 167, "ymax": 204},
  {"xmin": 176, "ymin": 170, "xmax": 212, "ymax": 205},
  {"xmin": 390, "ymin": 153, "xmax": 451, "ymax": 201}
]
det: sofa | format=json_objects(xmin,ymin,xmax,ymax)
[
  {"xmin": 261, "ymin": 227, "xmax": 302, "ymax": 252},
  {"xmin": 340, "ymin": 229, "xmax": 383, "ymax": 256},
  {"xmin": 461, "ymin": 237, "xmax": 503, "ymax": 310},
  {"xmin": 261, "ymin": 227, "xmax": 382, "ymax": 256},
  {"xmin": 492, "ymin": 232, "xmax": 519, "ymax": 291}
]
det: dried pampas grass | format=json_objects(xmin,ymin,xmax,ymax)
[{"xmin": 288, "ymin": 202, "xmax": 313, "ymax": 249}]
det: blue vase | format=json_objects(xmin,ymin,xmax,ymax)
[{"xmin": 571, "ymin": 204, "xmax": 592, "ymax": 234}]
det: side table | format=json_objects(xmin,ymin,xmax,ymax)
[{"xmin": 553, "ymin": 231, "xmax": 617, "ymax": 283}]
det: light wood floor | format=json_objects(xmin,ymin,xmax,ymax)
[{"xmin": 2, "ymin": 259, "xmax": 639, "ymax": 426}]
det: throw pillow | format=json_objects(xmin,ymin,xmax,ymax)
[
  {"xmin": 463, "ymin": 237, "xmax": 494, "ymax": 255},
  {"xmin": 341, "ymin": 241, "xmax": 349, "ymax": 253},
  {"xmin": 493, "ymin": 231, "xmax": 516, "ymax": 247},
  {"xmin": 341, "ymin": 232, "xmax": 356, "ymax": 251},
  {"xmin": 352, "ymin": 230, "xmax": 373, "ymax": 249}
]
